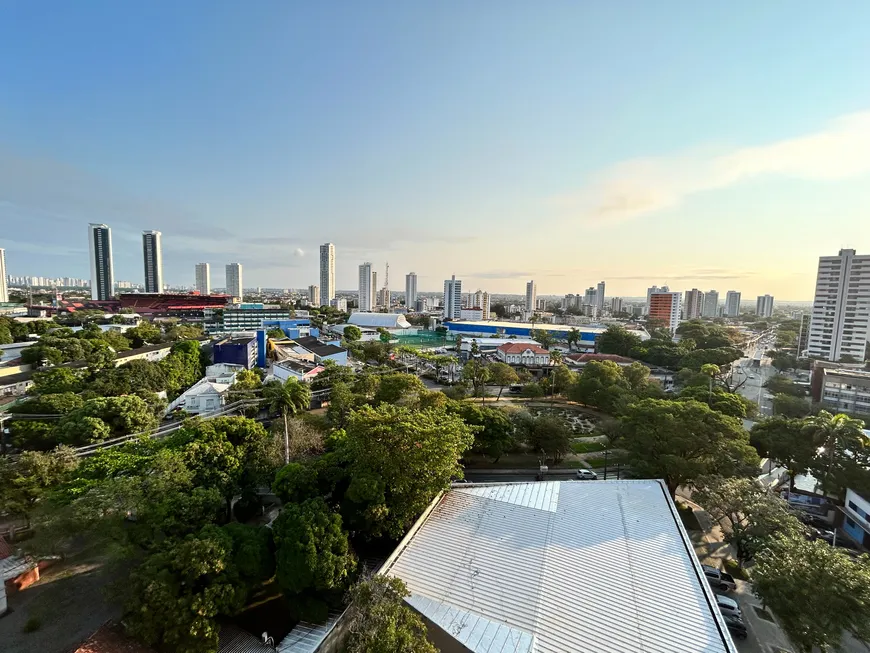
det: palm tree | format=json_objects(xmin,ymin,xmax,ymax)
[
  {"xmin": 567, "ymin": 328, "xmax": 580, "ymax": 351},
  {"xmin": 549, "ymin": 350, "xmax": 563, "ymax": 366},
  {"xmin": 803, "ymin": 411, "xmax": 866, "ymax": 495},
  {"xmin": 263, "ymin": 378, "xmax": 312, "ymax": 464}
]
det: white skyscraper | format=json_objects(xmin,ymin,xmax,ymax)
[
  {"xmin": 358, "ymin": 262, "xmax": 374, "ymax": 312},
  {"xmin": 319, "ymin": 243, "xmax": 335, "ymax": 307},
  {"xmin": 443, "ymin": 275, "xmax": 462, "ymax": 319},
  {"xmin": 596, "ymin": 281, "xmax": 606, "ymax": 315},
  {"xmin": 525, "ymin": 280, "xmax": 537, "ymax": 313},
  {"xmin": 0, "ymin": 248, "xmax": 7, "ymax": 303},
  {"xmin": 308, "ymin": 285, "xmax": 320, "ymax": 305},
  {"xmin": 226, "ymin": 263, "xmax": 243, "ymax": 300},
  {"xmin": 756, "ymin": 294, "xmax": 775, "ymax": 318},
  {"xmin": 808, "ymin": 249, "xmax": 870, "ymax": 362},
  {"xmin": 142, "ymin": 230, "xmax": 163, "ymax": 293},
  {"xmin": 195, "ymin": 263, "xmax": 210, "ymax": 295},
  {"xmin": 684, "ymin": 288, "xmax": 704, "ymax": 320},
  {"xmin": 88, "ymin": 223, "xmax": 115, "ymax": 300},
  {"xmin": 405, "ymin": 272, "xmax": 418, "ymax": 307},
  {"xmin": 702, "ymin": 290, "xmax": 719, "ymax": 318},
  {"xmin": 724, "ymin": 291, "xmax": 742, "ymax": 317}
]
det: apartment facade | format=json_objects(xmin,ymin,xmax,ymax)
[
  {"xmin": 358, "ymin": 263, "xmax": 374, "ymax": 312},
  {"xmin": 813, "ymin": 367, "xmax": 870, "ymax": 416},
  {"xmin": 596, "ymin": 281, "xmax": 606, "ymax": 315},
  {"xmin": 88, "ymin": 223, "xmax": 115, "ymax": 300},
  {"xmin": 645, "ymin": 285, "xmax": 669, "ymax": 315},
  {"xmin": 443, "ymin": 275, "xmax": 462, "ymax": 319},
  {"xmin": 525, "ymin": 280, "xmax": 537, "ymax": 314},
  {"xmin": 195, "ymin": 263, "xmax": 210, "ymax": 295},
  {"xmin": 684, "ymin": 288, "xmax": 704, "ymax": 320},
  {"xmin": 724, "ymin": 291, "xmax": 742, "ymax": 317},
  {"xmin": 142, "ymin": 230, "xmax": 163, "ymax": 294},
  {"xmin": 808, "ymin": 249, "xmax": 870, "ymax": 362},
  {"xmin": 0, "ymin": 248, "xmax": 7, "ymax": 303},
  {"xmin": 648, "ymin": 291, "xmax": 682, "ymax": 333},
  {"xmin": 225, "ymin": 263, "xmax": 243, "ymax": 300},
  {"xmin": 308, "ymin": 285, "xmax": 319, "ymax": 305},
  {"xmin": 405, "ymin": 272, "xmax": 418, "ymax": 307},
  {"xmin": 756, "ymin": 294, "xmax": 775, "ymax": 318},
  {"xmin": 319, "ymin": 243, "xmax": 335, "ymax": 307},
  {"xmin": 702, "ymin": 290, "xmax": 719, "ymax": 318}
]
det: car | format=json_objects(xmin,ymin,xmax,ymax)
[
  {"xmin": 722, "ymin": 613, "xmax": 748, "ymax": 640},
  {"xmin": 715, "ymin": 595, "xmax": 742, "ymax": 618},
  {"xmin": 702, "ymin": 564, "xmax": 737, "ymax": 591},
  {"xmin": 576, "ymin": 469, "xmax": 598, "ymax": 480}
]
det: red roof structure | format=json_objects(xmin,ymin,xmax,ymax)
[{"xmin": 497, "ymin": 342, "xmax": 548, "ymax": 355}]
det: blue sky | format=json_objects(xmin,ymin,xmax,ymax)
[{"xmin": 2, "ymin": 1, "xmax": 870, "ymax": 298}]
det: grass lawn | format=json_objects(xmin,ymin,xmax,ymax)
[{"xmin": 571, "ymin": 441, "xmax": 606, "ymax": 454}]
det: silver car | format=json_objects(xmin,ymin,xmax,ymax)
[
  {"xmin": 576, "ymin": 469, "xmax": 598, "ymax": 480},
  {"xmin": 715, "ymin": 594, "xmax": 741, "ymax": 618}
]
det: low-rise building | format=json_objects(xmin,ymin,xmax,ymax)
[
  {"xmin": 290, "ymin": 336, "xmax": 348, "ymax": 366},
  {"xmin": 459, "ymin": 307, "xmax": 484, "ymax": 320},
  {"xmin": 204, "ymin": 303, "xmax": 305, "ymax": 334},
  {"xmin": 842, "ymin": 488, "xmax": 870, "ymax": 550},
  {"xmin": 496, "ymin": 342, "xmax": 550, "ymax": 366},
  {"xmin": 213, "ymin": 336, "xmax": 258, "ymax": 369},
  {"xmin": 272, "ymin": 359, "xmax": 324, "ymax": 383},
  {"xmin": 811, "ymin": 365, "xmax": 870, "ymax": 415}
]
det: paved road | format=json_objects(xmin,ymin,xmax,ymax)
[{"xmin": 730, "ymin": 352, "xmax": 775, "ymax": 416}]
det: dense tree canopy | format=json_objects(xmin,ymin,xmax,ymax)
[{"xmin": 596, "ymin": 325, "xmax": 642, "ymax": 357}]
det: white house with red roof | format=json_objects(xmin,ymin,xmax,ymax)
[{"xmin": 496, "ymin": 342, "xmax": 550, "ymax": 366}]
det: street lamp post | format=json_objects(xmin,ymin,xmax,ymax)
[{"xmin": 603, "ymin": 448, "xmax": 608, "ymax": 480}]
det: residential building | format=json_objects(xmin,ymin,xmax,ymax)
[
  {"xmin": 724, "ymin": 291, "xmax": 741, "ymax": 317},
  {"xmin": 797, "ymin": 313, "xmax": 812, "ymax": 356},
  {"xmin": 443, "ymin": 275, "xmax": 462, "ymax": 320},
  {"xmin": 358, "ymin": 262, "xmax": 374, "ymax": 312},
  {"xmin": 563, "ymin": 293, "xmax": 580, "ymax": 311},
  {"xmin": 648, "ymin": 291, "xmax": 682, "ymax": 333},
  {"xmin": 213, "ymin": 336, "xmax": 258, "ymax": 369},
  {"xmin": 459, "ymin": 307, "xmax": 484, "ymax": 320},
  {"xmin": 702, "ymin": 290, "xmax": 719, "ymax": 318},
  {"xmin": 0, "ymin": 248, "xmax": 7, "ymax": 303},
  {"xmin": 272, "ymin": 359, "xmax": 324, "ymax": 383},
  {"xmin": 473, "ymin": 290, "xmax": 491, "ymax": 319},
  {"xmin": 756, "ymin": 294, "xmax": 775, "ymax": 318},
  {"xmin": 141, "ymin": 230, "xmax": 163, "ymax": 293},
  {"xmin": 584, "ymin": 286, "xmax": 597, "ymax": 307},
  {"xmin": 308, "ymin": 285, "xmax": 319, "ymax": 305},
  {"xmin": 596, "ymin": 280, "xmax": 606, "ymax": 315},
  {"xmin": 684, "ymin": 288, "xmax": 704, "ymax": 320},
  {"xmin": 88, "ymin": 223, "xmax": 115, "ymax": 300},
  {"xmin": 645, "ymin": 284, "xmax": 669, "ymax": 315},
  {"xmin": 204, "ymin": 303, "xmax": 305, "ymax": 334},
  {"xmin": 286, "ymin": 335, "xmax": 348, "ymax": 366},
  {"xmin": 164, "ymin": 363, "xmax": 245, "ymax": 416},
  {"xmin": 194, "ymin": 263, "xmax": 210, "ymax": 295},
  {"xmin": 376, "ymin": 480, "xmax": 737, "ymax": 653},
  {"xmin": 330, "ymin": 297, "xmax": 347, "ymax": 311},
  {"xmin": 842, "ymin": 489, "xmax": 870, "ymax": 549},
  {"xmin": 415, "ymin": 297, "xmax": 429, "ymax": 312},
  {"xmin": 808, "ymin": 249, "xmax": 870, "ymax": 362},
  {"xmin": 811, "ymin": 366, "xmax": 870, "ymax": 416},
  {"xmin": 377, "ymin": 287, "xmax": 391, "ymax": 308},
  {"xmin": 319, "ymin": 243, "xmax": 335, "ymax": 307},
  {"xmin": 525, "ymin": 280, "xmax": 537, "ymax": 313},
  {"xmin": 496, "ymin": 342, "xmax": 550, "ymax": 366},
  {"xmin": 225, "ymin": 263, "xmax": 243, "ymax": 300},
  {"xmin": 405, "ymin": 272, "xmax": 418, "ymax": 307},
  {"xmin": 610, "ymin": 296, "xmax": 623, "ymax": 314}
]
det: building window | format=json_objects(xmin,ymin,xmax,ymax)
[
  {"xmin": 846, "ymin": 517, "xmax": 857, "ymax": 529},
  {"xmin": 849, "ymin": 501, "xmax": 859, "ymax": 512}
]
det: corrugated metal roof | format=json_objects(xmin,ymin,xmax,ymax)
[
  {"xmin": 277, "ymin": 609, "xmax": 343, "ymax": 653},
  {"xmin": 383, "ymin": 480, "xmax": 736, "ymax": 653}
]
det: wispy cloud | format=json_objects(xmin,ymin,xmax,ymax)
[{"xmin": 552, "ymin": 111, "xmax": 870, "ymax": 223}]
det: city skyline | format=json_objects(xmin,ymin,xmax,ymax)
[{"xmin": 3, "ymin": 4, "xmax": 870, "ymax": 298}]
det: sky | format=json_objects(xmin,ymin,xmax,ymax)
[{"xmin": 2, "ymin": 1, "xmax": 870, "ymax": 299}]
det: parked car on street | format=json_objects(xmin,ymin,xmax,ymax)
[
  {"xmin": 715, "ymin": 594, "xmax": 742, "ymax": 618},
  {"xmin": 722, "ymin": 613, "xmax": 748, "ymax": 640},
  {"xmin": 576, "ymin": 469, "xmax": 598, "ymax": 480},
  {"xmin": 702, "ymin": 564, "xmax": 737, "ymax": 591}
]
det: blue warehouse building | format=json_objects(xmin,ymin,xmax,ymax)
[
  {"xmin": 444, "ymin": 320, "xmax": 612, "ymax": 349},
  {"xmin": 213, "ymin": 336, "xmax": 258, "ymax": 369}
]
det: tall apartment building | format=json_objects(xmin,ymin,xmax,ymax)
[
  {"xmin": 645, "ymin": 285, "xmax": 670, "ymax": 315},
  {"xmin": 472, "ymin": 290, "xmax": 491, "ymax": 320},
  {"xmin": 702, "ymin": 290, "xmax": 719, "ymax": 318},
  {"xmin": 756, "ymin": 294, "xmax": 775, "ymax": 318},
  {"xmin": 648, "ymin": 291, "xmax": 682, "ymax": 333},
  {"xmin": 195, "ymin": 263, "xmax": 210, "ymax": 295},
  {"xmin": 141, "ymin": 230, "xmax": 163, "ymax": 293},
  {"xmin": 319, "ymin": 243, "xmax": 335, "ymax": 307},
  {"xmin": 0, "ymin": 248, "xmax": 7, "ymax": 303},
  {"xmin": 308, "ymin": 285, "xmax": 319, "ymax": 305},
  {"xmin": 797, "ymin": 313, "xmax": 812, "ymax": 357},
  {"xmin": 443, "ymin": 275, "xmax": 462, "ymax": 319},
  {"xmin": 808, "ymin": 249, "xmax": 870, "ymax": 362},
  {"xmin": 225, "ymin": 263, "xmax": 243, "ymax": 300},
  {"xmin": 405, "ymin": 272, "xmax": 418, "ymax": 307},
  {"xmin": 584, "ymin": 287, "xmax": 597, "ymax": 307},
  {"xmin": 724, "ymin": 291, "xmax": 742, "ymax": 317},
  {"xmin": 358, "ymin": 262, "xmax": 374, "ymax": 312},
  {"xmin": 684, "ymin": 288, "xmax": 704, "ymax": 320},
  {"xmin": 596, "ymin": 281, "xmax": 606, "ymax": 315},
  {"xmin": 610, "ymin": 297, "xmax": 623, "ymax": 314},
  {"xmin": 525, "ymin": 280, "xmax": 537, "ymax": 313},
  {"xmin": 88, "ymin": 223, "xmax": 115, "ymax": 300}
]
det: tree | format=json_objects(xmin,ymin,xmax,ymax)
[
  {"xmin": 549, "ymin": 349, "xmax": 563, "ymax": 367},
  {"xmin": 123, "ymin": 525, "xmax": 246, "ymax": 653},
  {"xmin": 345, "ymin": 575, "xmax": 437, "ymax": 653},
  {"xmin": 566, "ymin": 327, "xmax": 580, "ymax": 351},
  {"xmin": 529, "ymin": 329, "xmax": 555, "ymax": 350},
  {"xmin": 449, "ymin": 402, "xmax": 515, "ymax": 462},
  {"xmin": 343, "ymin": 325, "xmax": 362, "ymax": 343},
  {"xmin": 31, "ymin": 367, "xmax": 83, "ymax": 394},
  {"xmin": 772, "ymin": 393, "xmax": 810, "ymax": 418},
  {"xmin": 616, "ymin": 399, "xmax": 760, "ymax": 496},
  {"xmin": 753, "ymin": 535, "xmax": 870, "ymax": 652},
  {"xmin": 273, "ymin": 497, "xmax": 356, "ymax": 595},
  {"xmin": 0, "ymin": 447, "xmax": 78, "ymax": 523},
  {"xmin": 124, "ymin": 321, "xmax": 163, "ymax": 348},
  {"xmin": 221, "ymin": 523, "xmax": 275, "ymax": 589},
  {"xmin": 0, "ymin": 323, "xmax": 12, "ymax": 344},
  {"xmin": 327, "ymin": 380, "xmax": 356, "ymax": 429},
  {"xmin": 678, "ymin": 385, "xmax": 750, "ymax": 418},
  {"xmin": 64, "ymin": 395, "xmax": 158, "ymax": 438},
  {"xmin": 165, "ymin": 324, "xmax": 203, "ymax": 342},
  {"xmin": 264, "ymin": 378, "xmax": 312, "ymax": 463},
  {"xmin": 527, "ymin": 415, "xmax": 572, "ymax": 463},
  {"xmin": 521, "ymin": 382, "xmax": 545, "ymax": 398},
  {"xmin": 273, "ymin": 462, "xmax": 321, "ymax": 504},
  {"xmin": 550, "ymin": 364, "xmax": 576, "ymax": 397},
  {"xmin": 803, "ymin": 411, "xmax": 869, "ymax": 497},
  {"xmin": 487, "ymin": 362, "xmax": 518, "ymax": 400},
  {"xmin": 341, "ymin": 404, "xmax": 475, "ymax": 538},
  {"xmin": 310, "ymin": 359, "xmax": 356, "ymax": 391},
  {"xmin": 597, "ymin": 325, "xmax": 642, "ymax": 357},
  {"xmin": 373, "ymin": 373, "xmax": 427, "ymax": 405},
  {"xmin": 85, "ymin": 340, "xmax": 116, "ymax": 372},
  {"xmin": 568, "ymin": 360, "xmax": 632, "ymax": 415},
  {"xmin": 750, "ymin": 417, "xmax": 816, "ymax": 491},
  {"xmin": 765, "ymin": 374, "xmax": 806, "ymax": 397},
  {"xmin": 678, "ymin": 347, "xmax": 743, "ymax": 371},
  {"xmin": 21, "ymin": 344, "xmax": 64, "ymax": 367},
  {"xmin": 461, "ymin": 359, "xmax": 491, "ymax": 402},
  {"xmin": 694, "ymin": 476, "xmax": 805, "ymax": 563}
]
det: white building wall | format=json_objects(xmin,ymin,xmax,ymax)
[
  {"xmin": 319, "ymin": 243, "xmax": 335, "ymax": 306},
  {"xmin": 756, "ymin": 294, "xmax": 775, "ymax": 318},
  {"xmin": 359, "ymin": 263, "xmax": 374, "ymax": 312},
  {"xmin": 443, "ymin": 275, "xmax": 462, "ymax": 319},
  {"xmin": 195, "ymin": 263, "xmax": 210, "ymax": 295},
  {"xmin": 702, "ymin": 290, "xmax": 719, "ymax": 318},
  {"xmin": 225, "ymin": 263, "xmax": 243, "ymax": 300},
  {"xmin": 724, "ymin": 291, "xmax": 741, "ymax": 317},
  {"xmin": 526, "ymin": 280, "xmax": 537, "ymax": 313},
  {"xmin": 405, "ymin": 272, "xmax": 418, "ymax": 307}
]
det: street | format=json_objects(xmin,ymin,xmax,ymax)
[{"xmin": 731, "ymin": 345, "xmax": 775, "ymax": 417}]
